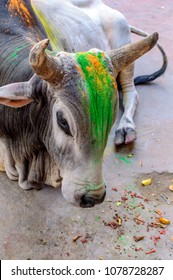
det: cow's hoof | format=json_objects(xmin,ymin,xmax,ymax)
[
  {"xmin": 114, "ymin": 128, "xmax": 136, "ymax": 145},
  {"xmin": 33, "ymin": 182, "xmax": 42, "ymax": 190},
  {"xmin": 19, "ymin": 181, "xmax": 41, "ymax": 190}
]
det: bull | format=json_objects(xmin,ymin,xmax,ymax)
[{"xmin": 0, "ymin": 0, "xmax": 166, "ymax": 207}]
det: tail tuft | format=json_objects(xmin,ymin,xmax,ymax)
[{"xmin": 130, "ymin": 26, "xmax": 168, "ymax": 85}]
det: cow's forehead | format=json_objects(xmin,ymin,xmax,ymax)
[{"xmin": 74, "ymin": 50, "xmax": 117, "ymax": 152}]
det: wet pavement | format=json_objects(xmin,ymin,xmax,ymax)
[{"xmin": 0, "ymin": 0, "xmax": 173, "ymax": 259}]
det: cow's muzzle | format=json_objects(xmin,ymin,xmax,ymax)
[{"xmin": 80, "ymin": 190, "xmax": 106, "ymax": 208}]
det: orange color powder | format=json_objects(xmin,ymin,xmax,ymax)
[{"xmin": 8, "ymin": 0, "xmax": 33, "ymax": 28}]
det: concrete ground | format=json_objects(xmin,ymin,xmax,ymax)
[{"xmin": 0, "ymin": 0, "xmax": 173, "ymax": 260}]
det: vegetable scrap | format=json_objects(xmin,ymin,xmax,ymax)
[
  {"xmin": 127, "ymin": 153, "xmax": 133, "ymax": 158},
  {"xmin": 129, "ymin": 191, "xmax": 143, "ymax": 199},
  {"xmin": 115, "ymin": 245, "xmax": 121, "ymax": 251},
  {"xmin": 153, "ymin": 236, "xmax": 160, "ymax": 245},
  {"xmin": 155, "ymin": 209, "xmax": 162, "ymax": 216},
  {"xmin": 80, "ymin": 238, "xmax": 87, "ymax": 244},
  {"xmin": 103, "ymin": 214, "xmax": 122, "ymax": 229},
  {"xmin": 135, "ymin": 247, "xmax": 143, "ymax": 251},
  {"xmin": 145, "ymin": 249, "xmax": 156, "ymax": 255},
  {"xmin": 147, "ymin": 222, "xmax": 165, "ymax": 232},
  {"xmin": 112, "ymin": 187, "xmax": 118, "ymax": 192},
  {"xmin": 134, "ymin": 236, "xmax": 145, "ymax": 242},
  {"xmin": 73, "ymin": 235, "xmax": 81, "ymax": 242},
  {"xmin": 134, "ymin": 215, "xmax": 145, "ymax": 225},
  {"xmin": 116, "ymin": 201, "xmax": 122, "ymax": 206},
  {"xmin": 141, "ymin": 178, "xmax": 152, "ymax": 186},
  {"xmin": 159, "ymin": 217, "xmax": 170, "ymax": 225},
  {"xmin": 121, "ymin": 196, "xmax": 128, "ymax": 201},
  {"xmin": 159, "ymin": 229, "xmax": 166, "ymax": 235},
  {"xmin": 169, "ymin": 184, "xmax": 173, "ymax": 192},
  {"xmin": 104, "ymin": 221, "xmax": 119, "ymax": 229},
  {"xmin": 132, "ymin": 202, "xmax": 145, "ymax": 210}
]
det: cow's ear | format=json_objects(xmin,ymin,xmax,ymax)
[{"xmin": 0, "ymin": 81, "xmax": 33, "ymax": 108}]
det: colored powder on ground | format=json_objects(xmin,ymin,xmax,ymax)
[{"xmin": 115, "ymin": 155, "xmax": 132, "ymax": 164}]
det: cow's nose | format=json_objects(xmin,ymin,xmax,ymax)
[{"xmin": 80, "ymin": 190, "xmax": 106, "ymax": 208}]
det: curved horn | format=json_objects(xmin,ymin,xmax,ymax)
[
  {"xmin": 109, "ymin": 32, "xmax": 159, "ymax": 73},
  {"xmin": 29, "ymin": 39, "xmax": 64, "ymax": 84}
]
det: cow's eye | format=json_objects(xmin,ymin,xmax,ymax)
[{"xmin": 56, "ymin": 111, "xmax": 72, "ymax": 136}]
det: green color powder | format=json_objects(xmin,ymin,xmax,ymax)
[
  {"xmin": 7, "ymin": 44, "xmax": 29, "ymax": 60},
  {"xmin": 76, "ymin": 51, "xmax": 117, "ymax": 154},
  {"xmin": 115, "ymin": 155, "xmax": 132, "ymax": 164}
]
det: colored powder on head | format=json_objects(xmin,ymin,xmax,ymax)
[
  {"xmin": 76, "ymin": 51, "xmax": 117, "ymax": 154},
  {"xmin": 31, "ymin": 6, "xmax": 62, "ymax": 51},
  {"xmin": 7, "ymin": 43, "xmax": 29, "ymax": 60},
  {"xmin": 85, "ymin": 182, "xmax": 105, "ymax": 191},
  {"xmin": 8, "ymin": 0, "xmax": 33, "ymax": 28}
]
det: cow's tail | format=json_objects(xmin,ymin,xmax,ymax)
[{"xmin": 130, "ymin": 26, "xmax": 167, "ymax": 85}]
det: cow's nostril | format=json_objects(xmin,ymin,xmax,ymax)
[
  {"xmin": 80, "ymin": 190, "xmax": 106, "ymax": 208},
  {"xmin": 80, "ymin": 195, "xmax": 95, "ymax": 208}
]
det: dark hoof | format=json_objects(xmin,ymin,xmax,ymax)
[{"xmin": 115, "ymin": 128, "xmax": 136, "ymax": 145}]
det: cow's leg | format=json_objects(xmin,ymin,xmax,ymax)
[
  {"xmin": 0, "ymin": 141, "xmax": 19, "ymax": 180},
  {"xmin": 15, "ymin": 159, "xmax": 42, "ymax": 190},
  {"xmin": 115, "ymin": 63, "xmax": 138, "ymax": 145},
  {"xmin": 5, "ymin": 154, "xmax": 19, "ymax": 181}
]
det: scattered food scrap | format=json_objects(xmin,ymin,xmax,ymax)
[
  {"xmin": 127, "ymin": 153, "xmax": 133, "ymax": 158},
  {"xmin": 159, "ymin": 217, "xmax": 170, "ymax": 225},
  {"xmin": 146, "ymin": 249, "xmax": 156, "ymax": 255},
  {"xmin": 80, "ymin": 238, "xmax": 87, "ymax": 244},
  {"xmin": 159, "ymin": 229, "xmax": 166, "ymax": 235},
  {"xmin": 103, "ymin": 214, "xmax": 122, "ymax": 229},
  {"xmin": 73, "ymin": 235, "xmax": 81, "ymax": 242},
  {"xmin": 134, "ymin": 236, "xmax": 145, "ymax": 242},
  {"xmin": 134, "ymin": 215, "xmax": 145, "ymax": 225},
  {"xmin": 141, "ymin": 178, "xmax": 152, "ymax": 186},
  {"xmin": 155, "ymin": 209, "xmax": 163, "ymax": 216},
  {"xmin": 147, "ymin": 221, "xmax": 166, "ymax": 232},
  {"xmin": 112, "ymin": 187, "xmax": 118, "ymax": 192},
  {"xmin": 154, "ymin": 236, "xmax": 160, "ymax": 245},
  {"xmin": 115, "ymin": 245, "xmax": 121, "ymax": 251},
  {"xmin": 135, "ymin": 247, "xmax": 143, "ymax": 251},
  {"xmin": 169, "ymin": 184, "xmax": 173, "ymax": 192},
  {"xmin": 116, "ymin": 201, "xmax": 122, "ymax": 206}
]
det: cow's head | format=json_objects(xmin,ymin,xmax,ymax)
[{"xmin": 0, "ymin": 33, "xmax": 158, "ymax": 207}]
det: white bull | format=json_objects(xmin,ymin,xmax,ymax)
[{"xmin": 31, "ymin": 0, "xmax": 167, "ymax": 145}]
